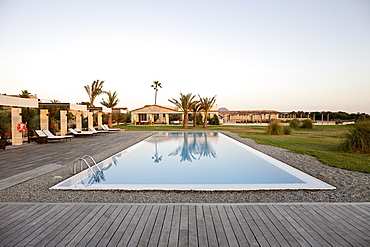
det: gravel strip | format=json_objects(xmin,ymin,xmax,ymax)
[{"xmin": 0, "ymin": 131, "xmax": 369, "ymax": 203}]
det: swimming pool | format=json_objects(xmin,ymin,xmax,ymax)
[{"xmin": 51, "ymin": 132, "xmax": 335, "ymax": 190}]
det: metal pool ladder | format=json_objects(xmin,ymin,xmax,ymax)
[{"xmin": 73, "ymin": 155, "xmax": 102, "ymax": 178}]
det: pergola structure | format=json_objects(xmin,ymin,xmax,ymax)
[
  {"xmin": 0, "ymin": 95, "xmax": 39, "ymax": 146},
  {"xmin": 219, "ymin": 110, "xmax": 279, "ymax": 123}
]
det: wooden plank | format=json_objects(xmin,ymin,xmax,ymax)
[
  {"xmin": 117, "ymin": 205, "xmax": 147, "ymax": 246},
  {"xmin": 231, "ymin": 205, "xmax": 259, "ymax": 246},
  {"xmin": 289, "ymin": 205, "xmax": 340, "ymax": 246},
  {"xmin": 65, "ymin": 204, "xmax": 111, "ymax": 246},
  {"xmin": 310, "ymin": 204, "xmax": 369, "ymax": 246},
  {"xmin": 223, "ymin": 205, "xmax": 249, "ymax": 247},
  {"xmin": 0, "ymin": 204, "xmax": 53, "ymax": 244},
  {"xmin": 259, "ymin": 205, "xmax": 300, "ymax": 246},
  {"xmin": 168, "ymin": 205, "xmax": 181, "ymax": 246},
  {"xmin": 0, "ymin": 203, "xmax": 34, "ymax": 222},
  {"xmin": 188, "ymin": 205, "xmax": 198, "ymax": 247},
  {"xmin": 203, "ymin": 205, "xmax": 218, "ymax": 246},
  {"xmin": 138, "ymin": 204, "xmax": 160, "ymax": 247},
  {"xmin": 253, "ymin": 205, "xmax": 290, "ymax": 246},
  {"xmin": 322, "ymin": 204, "xmax": 369, "ymax": 238},
  {"xmin": 299, "ymin": 204, "xmax": 354, "ymax": 246},
  {"xmin": 158, "ymin": 205, "xmax": 174, "ymax": 247},
  {"xmin": 178, "ymin": 205, "xmax": 189, "ymax": 247},
  {"xmin": 217, "ymin": 205, "xmax": 239, "ymax": 247},
  {"xmin": 28, "ymin": 204, "xmax": 79, "ymax": 246},
  {"xmin": 104, "ymin": 205, "xmax": 138, "ymax": 246},
  {"xmin": 283, "ymin": 205, "xmax": 333, "ymax": 246},
  {"xmin": 147, "ymin": 205, "xmax": 167, "ymax": 247},
  {"xmin": 355, "ymin": 204, "xmax": 370, "ymax": 216},
  {"xmin": 244, "ymin": 205, "xmax": 280, "ymax": 246},
  {"xmin": 210, "ymin": 205, "xmax": 228, "ymax": 247},
  {"xmin": 126, "ymin": 205, "xmax": 153, "ymax": 246},
  {"xmin": 97, "ymin": 205, "xmax": 132, "ymax": 246},
  {"xmin": 338, "ymin": 204, "xmax": 370, "ymax": 227},
  {"xmin": 273, "ymin": 205, "xmax": 322, "ymax": 246},
  {"xmin": 10, "ymin": 204, "xmax": 72, "ymax": 246},
  {"xmin": 265, "ymin": 205, "xmax": 311, "ymax": 247},
  {"xmin": 48, "ymin": 204, "xmax": 104, "ymax": 246},
  {"xmin": 196, "ymin": 205, "xmax": 209, "ymax": 247},
  {"xmin": 0, "ymin": 203, "xmax": 47, "ymax": 230}
]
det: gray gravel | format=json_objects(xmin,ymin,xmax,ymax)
[{"xmin": 0, "ymin": 131, "xmax": 369, "ymax": 203}]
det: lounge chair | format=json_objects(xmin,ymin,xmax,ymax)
[
  {"xmin": 100, "ymin": 124, "xmax": 120, "ymax": 132},
  {"xmin": 74, "ymin": 128, "xmax": 95, "ymax": 135},
  {"xmin": 88, "ymin": 126, "xmax": 109, "ymax": 134},
  {"xmin": 35, "ymin": 130, "xmax": 72, "ymax": 142},
  {"xmin": 68, "ymin": 128, "xmax": 94, "ymax": 137}
]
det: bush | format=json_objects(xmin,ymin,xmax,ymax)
[
  {"xmin": 266, "ymin": 120, "xmax": 285, "ymax": 135},
  {"xmin": 301, "ymin": 119, "xmax": 313, "ymax": 129},
  {"xmin": 340, "ymin": 120, "xmax": 370, "ymax": 153},
  {"xmin": 209, "ymin": 114, "xmax": 220, "ymax": 125},
  {"xmin": 284, "ymin": 126, "xmax": 292, "ymax": 135},
  {"xmin": 289, "ymin": 119, "xmax": 300, "ymax": 129}
]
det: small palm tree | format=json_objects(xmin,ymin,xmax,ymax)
[
  {"xmin": 101, "ymin": 90, "xmax": 120, "ymax": 128},
  {"xmin": 199, "ymin": 95, "xmax": 217, "ymax": 128},
  {"xmin": 84, "ymin": 80, "xmax": 104, "ymax": 107},
  {"xmin": 19, "ymin": 90, "xmax": 31, "ymax": 98},
  {"xmin": 168, "ymin": 93, "xmax": 196, "ymax": 129},
  {"xmin": 191, "ymin": 100, "xmax": 201, "ymax": 127},
  {"xmin": 151, "ymin": 81, "xmax": 162, "ymax": 105}
]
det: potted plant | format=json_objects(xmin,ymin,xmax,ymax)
[{"xmin": 0, "ymin": 131, "xmax": 10, "ymax": 150}]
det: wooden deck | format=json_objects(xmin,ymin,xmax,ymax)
[{"xmin": 0, "ymin": 202, "xmax": 369, "ymax": 246}]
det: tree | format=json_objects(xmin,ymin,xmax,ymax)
[
  {"xmin": 84, "ymin": 80, "xmax": 104, "ymax": 107},
  {"xmin": 100, "ymin": 90, "xmax": 120, "ymax": 128},
  {"xmin": 190, "ymin": 100, "xmax": 201, "ymax": 127},
  {"xmin": 19, "ymin": 90, "xmax": 31, "ymax": 98},
  {"xmin": 168, "ymin": 93, "xmax": 196, "ymax": 129},
  {"xmin": 199, "ymin": 95, "xmax": 217, "ymax": 128},
  {"xmin": 151, "ymin": 81, "xmax": 162, "ymax": 105}
]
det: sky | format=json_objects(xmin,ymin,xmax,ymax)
[{"xmin": 1, "ymin": 0, "xmax": 369, "ymax": 113}]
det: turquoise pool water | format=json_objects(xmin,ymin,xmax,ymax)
[{"xmin": 51, "ymin": 132, "xmax": 335, "ymax": 190}]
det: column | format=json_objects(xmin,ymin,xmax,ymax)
[
  {"xmin": 165, "ymin": 114, "xmax": 169, "ymax": 125},
  {"xmin": 60, "ymin": 110, "xmax": 67, "ymax": 136},
  {"xmin": 88, "ymin": 111, "xmax": 94, "ymax": 128},
  {"xmin": 11, "ymin": 107, "xmax": 23, "ymax": 146},
  {"xmin": 40, "ymin": 109, "xmax": 49, "ymax": 130},
  {"xmin": 97, "ymin": 112, "xmax": 103, "ymax": 128},
  {"xmin": 76, "ymin": 111, "xmax": 82, "ymax": 129}
]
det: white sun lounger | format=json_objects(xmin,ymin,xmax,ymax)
[
  {"xmin": 68, "ymin": 128, "xmax": 94, "ymax": 137},
  {"xmin": 35, "ymin": 130, "xmax": 72, "ymax": 142},
  {"xmin": 100, "ymin": 124, "xmax": 120, "ymax": 132},
  {"xmin": 88, "ymin": 126, "xmax": 109, "ymax": 134}
]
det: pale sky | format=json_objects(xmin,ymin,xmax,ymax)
[{"xmin": 1, "ymin": 0, "xmax": 369, "ymax": 113}]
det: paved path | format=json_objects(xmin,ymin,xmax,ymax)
[{"xmin": 0, "ymin": 202, "xmax": 369, "ymax": 246}]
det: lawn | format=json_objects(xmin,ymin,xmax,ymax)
[{"xmin": 116, "ymin": 124, "xmax": 370, "ymax": 173}]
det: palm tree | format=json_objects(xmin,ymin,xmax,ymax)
[
  {"xmin": 101, "ymin": 90, "xmax": 120, "ymax": 128},
  {"xmin": 19, "ymin": 90, "xmax": 31, "ymax": 98},
  {"xmin": 151, "ymin": 81, "xmax": 162, "ymax": 105},
  {"xmin": 191, "ymin": 100, "xmax": 201, "ymax": 127},
  {"xmin": 199, "ymin": 95, "xmax": 217, "ymax": 128},
  {"xmin": 168, "ymin": 93, "xmax": 196, "ymax": 129},
  {"xmin": 84, "ymin": 80, "xmax": 104, "ymax": 107}
]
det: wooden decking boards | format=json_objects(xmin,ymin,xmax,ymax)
[{"xmin": 0, "ymin": 202, "xmax": 369, "ymax": 246}]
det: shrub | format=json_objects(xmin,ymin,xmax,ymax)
[
  {"xmin": 289, "ymin": 119, "xmax": 300, "ymax": 129},
  {"xmin": 340, "ymin": 120, "xmax": 370, "ymax": 153},
  {"xmin": 301, "ymin": 119, "xmax": 313, "ymax": 129},
  {"xmin": 266, "ymin": 120, "xmax": 285, "ymax": 135},
  {"xmin": 284, "ymin": 126, "xmax": 292, "ymax": 135}
]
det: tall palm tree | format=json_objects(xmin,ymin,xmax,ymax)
[
  {"xmin": 84, "ymin": 80, "xmax": 104, "ymax": 107},
  {"xmin": 191, "ymin": 100, "xmax": 201, "ymax": 127},
  {"xmin": 199, "ymin": 95, "xmax": 217, "ymax": 128},
  {"xmin": 101, "ymin": 90, "xmax": 120, "ymax": 128},
  {"xmin": 151, "ymin": 81, "xmax": 162, "ymax": 105},
  {"xmin": 168, "ymin": 93, "xmax": 196, "ymax": 129}
]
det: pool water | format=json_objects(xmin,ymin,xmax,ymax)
[{"xmin": 51, "ymin": 132, "xmax": 335, "ymax": 190}]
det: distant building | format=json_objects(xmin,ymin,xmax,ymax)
[
  {"xmin": 219, "ymin": 110, "xmax": 279, "ymax": 123},
  {"xmin": 113, "ymin": 107, "xmax": 128, "ymax": 114}
]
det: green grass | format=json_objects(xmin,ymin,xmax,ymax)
[{"xmin": 116, "ymin": 124, "xmax": 370, "ymax": 173}]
